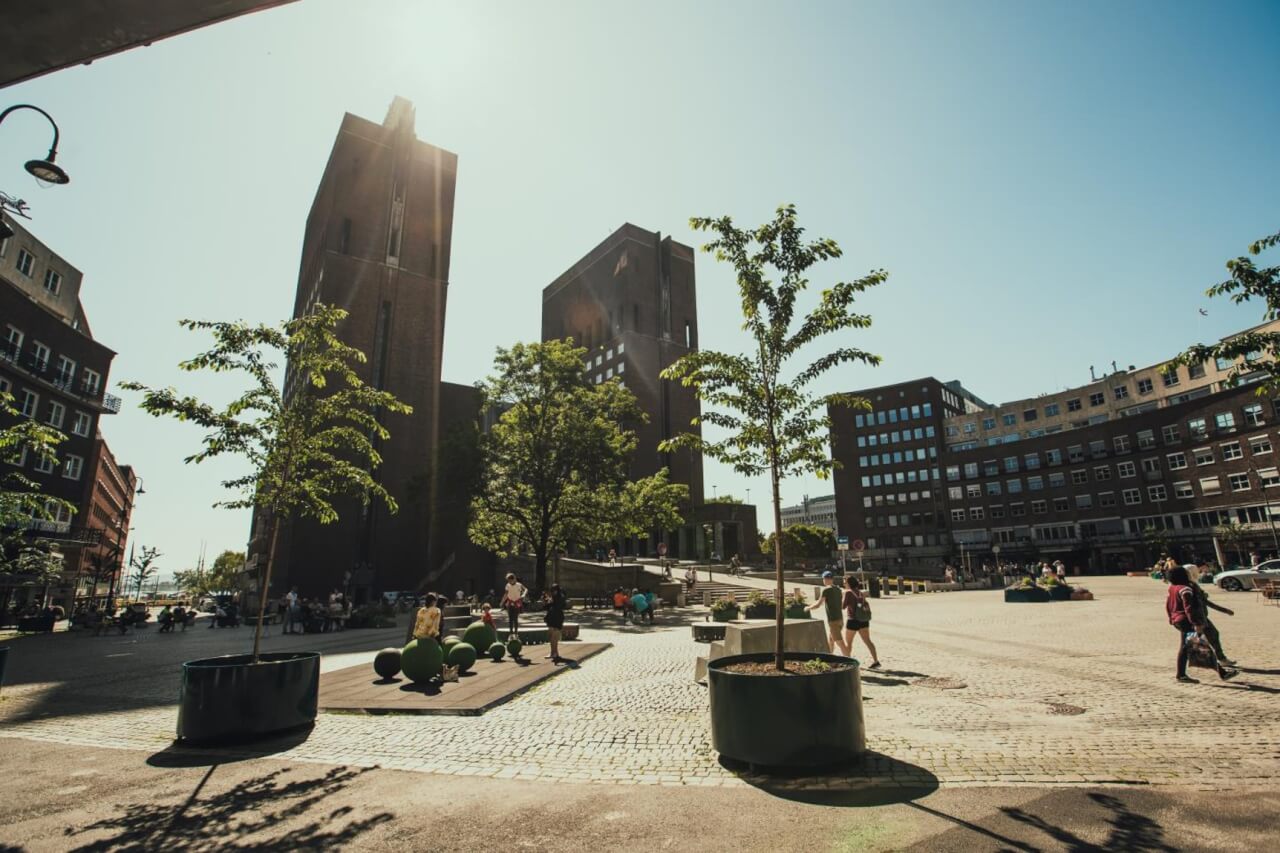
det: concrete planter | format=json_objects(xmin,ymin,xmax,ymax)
[
  {"xmin": 1046, "ymin": 584, "xmax": 1073, "ymax": 601},
  {"xmin": 177, "ymin": 652, "xmax": 319, "ymax": 743},
  {"xmin": 708, "ymin": 652, "xmax": 865, "ymax": 769}
]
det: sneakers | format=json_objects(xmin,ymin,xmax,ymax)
[
  {"xmin": 869, "ymin": 661, "xmax": 882, "ymax": 670},
  {"xmin": 1219, "ymin": 668, "xmax": 1238, "ymax": 681},
  {"xmin": 1176, "ymin": 675, "xmax": 1197, "ymax": 683},
  {"xmin": 1219, "ymin": 657, "xmax": 1237, "ymax": 666}
]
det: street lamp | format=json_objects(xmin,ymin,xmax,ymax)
[{"xmin": 0, "ymin": 104, "xmax": 70, "ymax": 185}]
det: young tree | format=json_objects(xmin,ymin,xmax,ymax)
[
  {"xmin": 122, "ymin": 305, "xmax": 411, "ymax": 661},
  {"xmin": 129, "ymin": 545, "xmax": 162, "ymax": 602},
  {"xmin": 661, "ymin": 205, "xmax": 885, "ymax": 670},
  {"xmin": 468, "ymin": 340, "xmax": 687, "ymax": 591},
  {"xmin": 1169, "ymin": 228, "xmax": 1280, "ymax": 388}
]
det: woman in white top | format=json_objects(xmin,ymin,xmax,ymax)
[{"xmin": 501, "ymin": 573, "xmax": 527, "ymax": 633}]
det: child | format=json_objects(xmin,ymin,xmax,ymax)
[
  {"xmin": 413, "ymin": 593, "xmax": 441, "ymax": 641},
  {"xmin": 480, "ymin": 602, "xmax": 496, "ymax": 632}
]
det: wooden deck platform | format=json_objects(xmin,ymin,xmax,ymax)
[{"xmin": 317, "ymin": 642, "xmax": 611, "ymax": 715}]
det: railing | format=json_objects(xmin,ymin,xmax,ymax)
[
  {"xmin": 102, "ymin": 392, "xmax": 121, "ymax": 413},
  {"xmin": 2, "ymin": 342, "xmax": 111, "ymax": 408}
]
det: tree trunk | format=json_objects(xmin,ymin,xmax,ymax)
[
  {"xmin": 251, "ymin": 517, "xmax": 281, "ymax": 663},
  {"xmin": 771, "ymin": 463, "xmax": 784, "ymax": 671},
  {"xmin": 534, "ymin": 546, "xmax": 548, "ymax": 593}
]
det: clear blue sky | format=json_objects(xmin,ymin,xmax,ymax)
[{"xmin": 3, "ymin": 0, "xmax": 1277, "ymax": 577}]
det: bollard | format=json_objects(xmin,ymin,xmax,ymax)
[{"xmin": 897, "ymin": 576, "xmax": 904, "ymax": 594}]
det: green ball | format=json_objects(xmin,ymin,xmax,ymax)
[
  {"xmin": 447, "ymin": 641, "xmax": 478, "ymax": 673},
  {"xmin": 462, "ymin": 621, "xmax": 497, "ymax": 652},
  {"xmin": 488, "ymin": 642, "xmax": 506, "ymax": 661},
  {"xmin": 442, "ymin": 635, "xmax": 461, "ymax": 654},
  {"xmin": 373, "ymin": 647, "xmax": 401, "ymax": 679},
  {"xmin": 506, "ymin": 635, "xmax": 523, "ymax": 657},
  {"xmin": 401, "ymin": 637, "xmax": 444, "ymax": 683}
]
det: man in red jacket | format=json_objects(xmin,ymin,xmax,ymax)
[{"xmin": 1166, "ymin": 565, "xmax": 1237, "ymax": 683}]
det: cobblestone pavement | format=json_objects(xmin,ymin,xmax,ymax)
[{"xmin": 1, "ymin": 576, "xmax": 1277, "ymax": 789}]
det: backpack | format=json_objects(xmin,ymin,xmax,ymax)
[{"xmin": 848, "ymin": 590, "xmax": 872, "ymax": 623}]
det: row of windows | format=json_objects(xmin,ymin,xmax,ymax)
[
  {"xmin": 951, "ymin": 472, "xmax": 1275, "ymax": 524},
  {"xmin": 585, "ymin": 342, "xmax": 625, "ymax": 368},
  {"xmin": 857, "ymin": 445, "xmax": 939, "ymax": 467},
  {"xmin": 3, "ymin": 324, "xmax": 103, "ymax": 395},
  {"xmin": 860, "ymin": 469, "xmax": 940, "ymax": 488},
  {"xmin": 0, "ymin": 378, "xmax": 95, "ymax": 437},
  {"xmin": 863, "ymin": 512, "xmax": 941, "ymax": 529},
  {"xmin": 6, "ymin": 441, "xmax": 85, "ymax": 481},
  {"xmin": 855, "ymin": 425, "xmax": 938, "ymax": 447},
  {"xmin": 854, "ymin": 403, "xmax": 934, "ymax": 429},
  {"xmin": 861, "ymin": 489, "xmax": 934, "ymax": 508},
  {"xmin": 861, "ymin": 534, "xmax": 945, "ymax": 550}
]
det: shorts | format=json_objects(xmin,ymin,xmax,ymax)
[{"xmin": 845, "ymin": 619, "xmax": 869, "ymax": 631}]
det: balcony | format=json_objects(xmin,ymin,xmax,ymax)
[
  {"xmin": 2, "ymin": 342, "xmax": 113, "ymax": 411},
  {"xmin": 1, "ymin": 520, "xmax": 104, "ymax": 546}
]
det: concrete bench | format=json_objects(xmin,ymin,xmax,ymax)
[{"xmin": 694, "ymin": 618, "xmax": 829, "ymax": 682}]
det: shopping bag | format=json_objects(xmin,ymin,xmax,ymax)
[{"xmin": 1184, "ymin": 631, "xmax": 1217, "ymax": 670}]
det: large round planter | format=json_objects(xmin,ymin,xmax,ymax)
[
  {"xmin": 1004, "ymin": 587, "xmax": 1051, "ymax": 603},
  {"xmin": 177, "ymin": 652, "xmax": 319, "ymax": 743},
  {"xmin": 708, "ymin": 652, "xmax": 864, "ymax": 769}
]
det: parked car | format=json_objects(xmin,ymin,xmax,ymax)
[{"xmin": 1215, "ymin": 560, "xmax": 1280, "ymax": 591}]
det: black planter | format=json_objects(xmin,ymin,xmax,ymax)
[
  {"xmin": 743, "ymin": 604, "xmax": 777, "ymax": 620},
  {"xmin": 708, "ymin": 651, "xmax": 865, "ymax": 769},
  {"xmin": 1004, "ymin": 587, "xmax": 1051, "ymax": 603},
  {"xmin": 711, "ymin": 608, "xmax": 739, "ymax": 623},
  {"xmin": 177, "ymin": 652, "xmax": 319, "ymax": 743},
  {"xmin": 1047, "ymin": 584, "xmax": 1073, "ymax": 601}
]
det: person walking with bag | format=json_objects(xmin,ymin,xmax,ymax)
[
  {"xmin": 1166, "ymin": 564, "xmax": 1236, "ymax": 683},
  {"xmin": 501, "ymin": 573, "xmax": 527, "ymax": 634},
  {"xmin": 1184, "ymin": 567, "xmax": 1237, "ymax": 665},
  {"xmin": 842, "ymin": 575, "xmax": 881, "ymax": 669}
]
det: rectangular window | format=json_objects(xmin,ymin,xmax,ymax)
[
  {"xmin": 998, "ymin": 413, "xmax": 1014, "ymax": 426},
  {"xmin": 1257, "ymin": 467, "xmax": 1280, "ymax": 488},
  {"xmin": 1053, "ymin": 497, "xmax": 1069, "ymax": 511},
  {"xmin": 1027, "ymin": 475, "xmax": 1044, "ymax": 491},
  {"xmin": 1188, "ymin": 362, "xmax": 1206, "ymax": 379},
  {"xmin": 1049, "ymin": 472, "xmax": 1066, "ymax": 487},
  {"xmin": 962, "ymin": 422, "xmax": 975, "ymax": 434},
  {"xmin": 1215, "ymin": 412, "xmax": 1236, "ymax": 431},
  {"xmin": 1094, "ymin": 465, "xmax": 1112, "ymax": 481},
  {"xmin": 1162, "ymin": 425, "xmax": 1180, "ymax": 444},
  {"xmin": 1167, "ymin": 452, "xmax": 1187, "ymax": 470},
  {"xmin": 1099, "ymin": 491, "xmax": 1116, "ymax": 507},
  {"xmin": 1194, "ymin": 447, "xmax": 1214, "ymax": 466},
  {"xmin": 1173, "ymin": 481, "xmax": 1194, "ymax": 499},
  {"xmin": 1068, "ymin": 445, "xmax": 1085, "ymax": 463},
  {"xmin": 950, "ymin": 508, "xmax": 967, "ymax": 522},
  {"xmin": 946, "ymin": 465, "xmax": 960, "ymax": 481},
  {"xmin": 1004, "ymin": 456, "xmax": 1018, "ymax": 472},
  {"xmin": 1114, "ymin": 385, "xmax": 1129, "ymax": 400},
  {"xmin": 34, "ymin": 454, "xmax": 55, "ymax": 474},
  {"xmin": 1024, "ymin": 452, "xmax": 1041, "ymax": 469},
  {"xmin": 1122, "ymin": 488, "xmax": 1142, "ymax": 505},
  {"xmin": 1117, "ymin": 461, "xmax": 1136, "ymax": 478},
  {"xmin": 46, "ymin": 400, "xmax": 64, "ymax": 429},
  {"xmin": 62, "ymin": 454, "xmax": 82, "ymax": 480},
  {"xmin": 1221, "ymin": 441, "xmax": 1243, "ymax": 461},
  {"xmin": 1148, "ymin": 485, "xmax": 1167, "ymax": 501},
  {"xmin": 1113, "ymin": 435, "xmax": 1130, "ymax": 453},
  {"xmin": 986, "ymin": 481, "xmax": 1002, "ymax": 495},
  {"xmin": 1076, "ymin": 494, "xmax": 1093, "ymax": 509},
  {"xmin": 990, "ymin": 505, "xmax": 1005, "ymax": 519},
  {"xmin": 966, "ymin": 484, "xmax": 981, "ymax": 499},
  {"xmin": 42, "ymin": 268, "xmax": 62, "ymax": 295},
  {"xmin": 1137, "ymin": 378, "xmax": 1153, "ymax": 394},
  {"xmin": 1070, "ymin": 469, "xmax": 1088, "ymax": 485},
  {"xmin": 1199, "ymin": 476, "xmax": 1221, "ymax": 496},
  {"xmin": 1031, "ymin": 500, "xmax": 1047, "ymax": 514},
  {"xmin": 1141, "ymin": 457, "xmax": 1160, "ymax": 475},
  {"xmin": 71, "ymin": 411, "xmax": 92, "ymax": 436},
  {"xmin": 54, "ymin": 355, "xmax": 75, "ymax": 387},
  {"xmin": 1162, "ymin": 368, "xmax": 1180, "ymax": 387},
  {"xmin": 82, "ymin": 369, "xmax": 101, "ymax": 396},
  {"xmin": 1188, "ymin": 418, "xmax": 1207, "ymax": 439},
  {"xmin": 1007, "ymin": 478, "xmax": 1023, "ymax": 494},
  {"xmin": 19, "ymin": 389, "xmax": 37, "ymax": 417},
  {"xmin": 1067, "ymin": 398, "xmax": 1082, "ymax": 412},
  {"xmin": 1010, "ymin": 502, "xmax": 1026, "ymax": 518},
  {"xmin": 16, "ymin": 248, "xmax": 35, "ymax": 276},
  {"xmin": 32, "ymin": 341, "xmax": 49, "ymax": 371},
  {"xmin": 1044, "ymin": 403, "xmax": 1060, "ymax": 417},
  {"xmin": 1229, "ymin": 473, "xmax": 1250, "ymax": 492},
  {"xmin": 1137, "ymin": 430, "xmax": 1155, "ymax": 449},
  {"xmin": 1089, "ymin": 392, "xmax": 1105, "ymax": 406},
  {"xmin": 1244, "ymin": 403, "xmax": 1265, "ymax": 426},
  {"xmin": 1023, "ymin": 408, "xmax": 1037, "ymax": 422},
  {"xmin": 1046, "ymin": 448, "xmax": 1063, "ymax": 466},
  {"xmin": 1250, "ymin": 435, "xmax": 1272, "ymax": 455},
  {"xmin": 969, "ymin": 507, "xmax": 985, "ymax": 520},
  {"xmin": 964, "ymin": 462, "xmax": 978, "ymax": 478},
  {"xmin": 1216, "ymin": 356, "xmax": 1234, "ymax": 371},
  {"xmin": 855, "ymin": 414, "xmax": 864, "ymax": 428},
  {"xmin": 982, "ymin": 417, "xmax": 996, "ymax": 430}
]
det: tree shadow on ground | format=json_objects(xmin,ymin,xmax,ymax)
[
  {"xmin": 63, "ymin": 765, "xmax": 392, "ymax": 852},
  {"xmin": 999, "ymin": 792, "xmax": 1177, "ymax": 853},
  {"xmin": 725, "ymin": 751, "xmax": 939, "ymax": 807},
  {"xmin": 147, "ymin": 726, "xmax": 315, "ymax": 769}
]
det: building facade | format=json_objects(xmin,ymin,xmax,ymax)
[
  {"xmin": 248, "ymin": 98, "xmax": 467, "ymax": 601},
  {"xmin": 780, "ymin": 494, "xmax": 839, "ymax": 533},
  {"xmin": 0, "ymin": 218, "xmax": 128, "ymax": 607},
  {"xmin": 830, "ymin": 320, "xmax": 1280, "ymax": 574},
  {"xmin": 540, "ymin": 224, "xmax": 759, "ymax": 559},
  {"xmin": 72, "ymin": 436, "xmax": 137, "ymax": 603}
]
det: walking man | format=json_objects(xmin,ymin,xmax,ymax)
[
  {"xmin": 284, "ymin": 586, "xmax": 299, "ymax": 635},
  {"xmin": 808, "ymin": 571, "xmax": 849, "ymax": 655}
]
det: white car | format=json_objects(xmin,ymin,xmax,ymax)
[{"xmin": 1215, "ymin": 560, "xmax": 1280, "ymax": 591}]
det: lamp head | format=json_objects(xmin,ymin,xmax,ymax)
[{"xmin": 25, "ymin": 153, "xmax": 69, "ymax": 185}]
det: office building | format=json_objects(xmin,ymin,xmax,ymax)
[{"xmin": 780, "ymin": 494, "xmax": 839, "ymax": 533}]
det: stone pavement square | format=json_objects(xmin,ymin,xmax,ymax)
[{"xmin": 1, "ymin": 576, "xmax": 1277, "ymax": 790}]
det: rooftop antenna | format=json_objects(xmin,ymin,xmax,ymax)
[
  {"xmin": 1089, "ymin": 365, "xmax": 1097, "ymax": 381},
  {"xmin": 1111, "ymin": 360, "xmax": 1119, "ymax": 375}
]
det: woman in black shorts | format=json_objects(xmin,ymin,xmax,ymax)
[
  {"xmin": 842, "ymin": 575, "xmax": 881, "ymax": 669},
  {"xmin": 542, "ymin": 584, "xmax": 567, "ymax": 662}
]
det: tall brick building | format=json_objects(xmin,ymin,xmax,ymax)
[
  {"xmin": 830, "ymin": 320, "xmax": 1280, "ymax": 574},
  {"xmin": 541, "ymin": 224, "xmax": 758, "ymax": 559},
  {"xmin": 249, "ymin": 98, "xmax": 465, "ymax": 600},
  {"xmin": 0, "ymin": 218, "xmax": 133, "ymax": 608}
]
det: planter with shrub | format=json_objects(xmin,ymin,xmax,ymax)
[
  {"xmin": 710, "ymin": 597, "xmax": 740, "ymax": 622},
  {"xmin": 743, "ymin": 590, "xmax": 777, "ymax": 620},
  {"xmin": 784, "ymin": 590, "xmax": 809, "ymax": 619}
]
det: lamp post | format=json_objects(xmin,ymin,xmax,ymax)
[{"xmin": 0, "ymin": 103, "xmax": 70, "ymax": 239}]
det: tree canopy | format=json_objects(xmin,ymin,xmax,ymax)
[
  {"xmin": 661, "ymin": 205, "xmax": 884, "ymax": 668},
  {"xmin": 468, "ymin": 339, "xmax": 687, "ymax": 590},
  {"xmin": 122, "ymin": 304, "xmax": 410, "ymax": 659},
  {"xmin": 174, "ymin": 549, "xmax": 246, "ymax": 598},
  {"xmin": 764, "ymin": 523, "xmax": 836, "ymax": 562}
]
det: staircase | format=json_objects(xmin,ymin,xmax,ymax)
[
  {"xmin": 689, "ymin": 580, "xmax": 758, "ymax": 604},
  {"xmin": 440, "ymin": 604, "xmax": 473, "ymax": 638}
]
